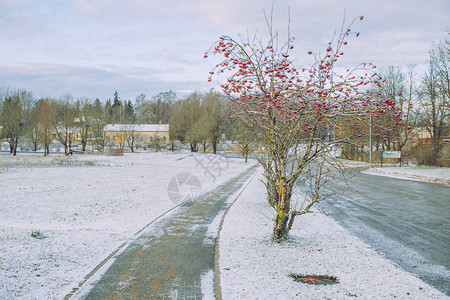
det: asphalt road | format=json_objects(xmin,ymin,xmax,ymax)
[
  {"xmin": 298, "ymin": 169, "xmax": 450, "ymax": 296},
  {"xmin": 69, "ymin": 164, "xmax": 258, "ymax": 299}
]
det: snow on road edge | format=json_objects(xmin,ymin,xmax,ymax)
[
  {"xmin": 336, "ymin": 159, "xmax": 449, "ymax": 186},
  {"xmin": 362, "ymin": 167, "xmax": 450, "ymax": 186},
  {"xmin": 218, "ymin": 169, "xmax": 448, "ymax": 299}
]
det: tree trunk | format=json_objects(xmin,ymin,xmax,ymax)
[
  {"xmin": 273, "ymin": 179, "xmax": 290, "ymax": 239},
  {"xmin": 13, "ymin": 137, "xmax": 18, "ymax": 156},
  {"xmin": 244, "ymin": 144, "xmax": 248, "ymax": 163},
  {"xmin": 82, "ymin": 127, "xmax": 88, "ymax": 152},
  {"xmin": 273, "ymin": 205, "xmax": 289, "ymax": 239},
  {"xmin": 212, "ymin": 139, "xmax": 217, "ymax": 154}
]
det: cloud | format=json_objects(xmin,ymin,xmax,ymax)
[
  {"xmin": 1, "ymin": 0, "xmax": 448, "ymax": 101},
  {"xmin": 0, "ymin": 3, "xmax": 44, "ymax": 38},
  {"xmin": 0, "ymin": 63, "xmax": 209, "ymax": 100},
  {"xmin": 73, "ymin": 0, "xmax": 122, "ymax": 16},
  {"xmin": 0, "ymin": 0, "xmax": 28, "ymax": 11}
]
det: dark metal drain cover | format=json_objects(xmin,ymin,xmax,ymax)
[{"xmin": 291, "ymin": 274, "xmax": 339, "ymax": 285}]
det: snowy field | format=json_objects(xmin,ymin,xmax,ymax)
[
  {"xmin": 218, "ymin": 169, "xmax": 449, "ymax": 300},
  {"xmin": 1, "ymin": 152, "xmax": 448, "ymax": 299},
  {"xmin": 0, "ymin": 152, "xmax": 249, "ymax": 299}
]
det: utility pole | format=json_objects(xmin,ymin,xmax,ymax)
[{"xmin": 369, "ymin": 114, "xmax": 372, "ymax": 168}]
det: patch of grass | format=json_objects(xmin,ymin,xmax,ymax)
[
  {"xmin": 30, "ymin": 230, "xmax": 46, "ymax": 240},
  {"xmin": 83, "ymin": 160, "xmax": 97, "ymax": 166},
  {"xmin": 51, "ymin": 157, "xmax": 66, "ymax": 166},
  {"xmin": 108, "ymin": 148, "xmax": 124, "ymax": 156}
]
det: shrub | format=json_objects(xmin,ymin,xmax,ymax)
[
  {"xmin": 410, "ymin": 145, "xmax": 436, "ymax": 166},
  {"xmin": 437, "ymin": 145, "xmax": 450, "ymax": 167},
  {"xmin": 30, "ymin": 230, "xmax": 45, "ymax": 239},
  {"xmin": 410, "ymin": 144, "xmax": 449, "ymax": 167},
  {"xmin": 108, "ymin": 148, "xmax": 124, "ymax": 156}
]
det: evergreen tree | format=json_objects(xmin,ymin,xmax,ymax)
[
  {"xmin": 125, "ymin": 100, "xmax": 135, "ymax": 123},
  {"xmin": 112, "ymin": 91, "xmax": 121, "ymax": 108},
  {"xmin": 103, "ymin": 99, "xmax": 113, "ymax": 123}
]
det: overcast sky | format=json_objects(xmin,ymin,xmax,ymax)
[{"xmin": 1, "ymin": 0, "xmax": 448, "ymax": 102}]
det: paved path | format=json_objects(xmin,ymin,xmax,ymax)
[{"xmin": 70, "ymin": 164, "xmax": 257, "ymax": 300}]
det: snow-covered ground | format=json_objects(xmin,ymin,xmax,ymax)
[
  {"xmin": 337, "ymin": 159, "xmax": 450, "ymax": 186},
  {"xmin": 363, "ymin": 166, "xmax": 450, "ymax": 186},
  {"xmin": 1, "ymin": 153, "xmax": 448, "ymax": 299},
  {"xmin": 0, "ymin": 152, "xmax": 249, "ymax": 299},
  {"xmin": 218, "ymin": 169, "xmax": 449, "ymax": 300}
]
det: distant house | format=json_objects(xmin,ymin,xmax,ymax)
[{"xmin": 103, "ymin": 124, "xmax": 170, "ymax": 146}]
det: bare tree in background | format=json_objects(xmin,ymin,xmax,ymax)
[
  {"xmin": 0, "ymin": 88, "xmax": 33, "ymax": 155},
  {"xmin": 417, "ymin": 37, "xmax": 449, "ymax": 163},
  {"xmin": 35, "ymin": 98, "xmax": 57, "ymax": 155},
  {"xmin": 202, "ymin": 90, "xmax": 226, "ymax": 154},
  {"xmin": 52, "ymin": 95, "xmax": 76, "ymax": 156},
  {"xmin": 125, "ymin": 125, "xmax": 141, "ymax": 152},
  {"xmin": 169, "ymin": 92, "xmax": 203, "ymax": 152},
  {"xmin": 231, "ymin": 119, "xmax": 258, "ymax": 163}
]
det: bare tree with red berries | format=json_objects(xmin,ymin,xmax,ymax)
[{"xmin": 206, "ymin": 14, "xmax": 399, "ymax": 239}]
